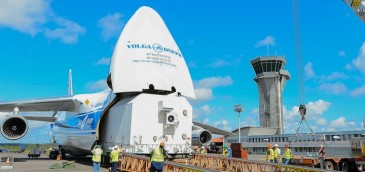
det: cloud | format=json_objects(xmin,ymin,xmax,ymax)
[
  {"xmin": 352, "ymin": 42, "xmax": 365, "ymax": 74},
  {"xmin": 350, "ymin": 84, "xmax": 365, "ymax": 97},
  {"xmin": 283, "ymin": 99, "xmax": 331, "ymax": 122},
  {"xmin": 202, "ymin": 118, "xmax": 209, "ymax": 124},
  {"xmin": 306, "ymin": 100, "xmax": 331, "ymax": 115},
  {"xmin": 319, "ymin": 72, "xmax": 349, "ymax": 82},
  {"xmin": 193, "ymin": 105, "xmax": 211, "ymax": 119},
  {"xmin": 328, "ymin": 117, "xmax": 356, "ymax": 131},
  {"xmin": 255, "ymin": 36, "xmax": 276, "ymax": 48},
  {"xmin": 194, "ymin": 88, "xmax": 213, "ymax": 101},
  {"xmin": 283, "ymin": 106, "xmax": 299, "ymax": 121},
  {"xmin": 194, "ymin": 76, "xmax": 233, "ymax": 88},
  {"xmin": 344, "ymin": 63, "xmax": 354, "ymax": 71},
  {"xmin": 98, "ymin": 13, "xmax": 125, "ymax": 41},
  {"xmin": 193, "ymin": 76, "xmax": 233, "ymax": 101},
  {"xmin": 316, "ymin": 118, "xmax": 327, "ymax": 126},
  {"xmin": 240, "ymin": 115, "xmax": 259, "ymax": 128},
  {"xmin": 0, "ymin": 0, "xmax": 85, "ymax": 44},
  {"xmin": 205, "ymin": 57, "xmax": 242, "ymax": 68},
  {"xmin": 44, "ymin": 17, "xmax": 86, "ymax": 44},
  {"xmin": 95, "ymin": 57, "xmax": 111, "ymax": 65},
  {"xmin": 250, "ymin": 108, "xmax": 259, "ymax": 115},
  {"xmin": 304, "ymin": 62, "xmax": 316, "ymax": 79},
  {"xmin": 283, "ymin": 100, "xmax": 331, "ymax": 133},
  {"xmin": 0, "ymin": 0, "xmax": 48, "ymax": 35},
  {"xmin": 319, "ymin": 82, "xmax": 348, "ymax": 95},
  {"xmin": 188, "ymin": 61, "xmax": 197, "ymax": 68},
  {"xmin": 339, "ymin": 50, "xmax": 347, "ymax": 57},
  {"xmin": 206, "ymin": 59, "xmax": 229, "ymax": 68},
  {"xmin": 213, "ymin": 119, "xmax": 232, "ymax": 131},
  {"xmin": 86, "ymin": 79, "xmax": 108, "ymax": 91}
]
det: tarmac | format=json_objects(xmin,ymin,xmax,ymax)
[{"xmin": 0, "ymin": 153, "xmax": 110, "ymax": 172}]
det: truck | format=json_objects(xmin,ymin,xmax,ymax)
[{"xmin": 288, "ymin": 134, "xmax": 365, "ymax": 171}]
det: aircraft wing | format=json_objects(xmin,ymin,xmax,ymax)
[
  {"xmin": 193, "ymin": 121, "xmax": 235, "ymax": 136},
  {"xmin": 23, "ymin": 116, "xmax": 57, "ymax": 122},
  {"xmin": 0, "ymin": 97, "xmax": 81, "ymax": 112}
]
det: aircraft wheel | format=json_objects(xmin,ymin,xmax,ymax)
[{"xmin": 357, "ymin": 164, "xmax": 363, "ymax": 171}]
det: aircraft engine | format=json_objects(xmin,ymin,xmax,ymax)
[
  {"xmin": 192, "ymin": 129, "xmax": 212, "ymax": 146},
  {"xmin": 1, "ymin": 116, "xmax": 28, "ymax": 140}
]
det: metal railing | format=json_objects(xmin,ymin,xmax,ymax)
[
  {"xmin": 118, "ymin": 153, "xmax": 337, "ymax": 172},
  {"xmin": 191, "ymin": 153, "xmax": 336, "ymax": 172}
]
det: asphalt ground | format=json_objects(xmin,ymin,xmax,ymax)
[{"xmin": 0, "ymin": 153, "xmax": 110, "ymax": 172}]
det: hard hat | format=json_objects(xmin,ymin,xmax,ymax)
[
  {"xmin": 160, "ymin": 142, "xmax": 165, "ymax": 147},
  {"xmin": 274, "ymin": 144, "xmax": 278, "ymax": 147},
  {"xmin": 202, "ymin": 146, "xmax": 205, "ymax": 149},
  {"xmin": 113, "ymin": 145, "xmax": 118, "ymax": 150},
  {"xmin": 268, "ymin": 144, "xmax": 272, "ymax": 148}
]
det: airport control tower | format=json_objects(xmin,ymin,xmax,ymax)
[{"xmin": 250, "ymin": 56, "xmax": 290, "ymax": 134}]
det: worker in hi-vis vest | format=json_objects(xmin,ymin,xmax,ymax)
[
  {"xmin": 150, "ymin": 142, "xmax": 168, "ymax": 172},
  {"xmin": 200, "ymin": 146, "xmax": 207, "ymax": 154},
  {"xmin": 273, "ymin": 144, "xmax": 281, "ymax": 163},
  {"xmin": 91, "ymin": 145, "xmax": 103, "ymax": 172},
  {"xmin": 266, "ymin": 144, "xmax": 273, "ymax": 162},
  {"xmin": 222, "ymin": 145, "xmax": 229, "ymax": 157},
  {"xmin": 284, "ymin": 144, "xmax": 293, "ymax": 164},
  {"xmin": 110, "ymin": 145, "xmax": 122, "ymax": 172}
]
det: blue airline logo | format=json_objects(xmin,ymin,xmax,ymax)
[{"xmin": 127, "ymin": 43, "xmax": 182, "ymax": 57}]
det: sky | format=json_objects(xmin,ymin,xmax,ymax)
[{"xmin": 0, "ymin": 0, "xmax": 365, "ymax": 143}]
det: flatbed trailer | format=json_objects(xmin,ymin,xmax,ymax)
[{"xmin": 288, "ymin": 136, "xmax": 365, "ymax": 171}]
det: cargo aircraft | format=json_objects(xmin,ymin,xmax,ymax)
[{"xmin": 0, "ymin": 6, "xmax": 232, "ymax": 157}]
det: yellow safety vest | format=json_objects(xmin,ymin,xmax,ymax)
[
  {"xmin": 284, "ymin": 148, "xmax": 292, "ymax": 159},
  {"xmin": 110, "ymin": 149, "xmax": 121, "ymax": 162},
  {"xmin": 273, "ymin": 148, "xmax": 280, "ymax": 158},
  {"xmin": 91, "ymin": 148, "xmax": 103, "ymax": 162},
  {"xmin": 266, "ymin": 148, "xmax": 273, "ymax": 160},
  {"xmin": 151, "ymin": 148, "xmax": 165, "ymax": 162},
  {"xmin": 201, "ymin": 149, "xmax": 206, "ymax": 154},
  {"xmin": 223, "ymin": 148, "xmax": 228, "ymax": 157}
]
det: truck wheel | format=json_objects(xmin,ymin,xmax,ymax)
[
  {"xmin": 358, "ymin": 164, "xmax": 363, "ymax": 171},
  {"xmin": 340, "ymin": 161, "xmax": 348, "ymax": 171},
  {"xmin": 324, "ymin": 161, "xmax": 334, "ymax": 170}
]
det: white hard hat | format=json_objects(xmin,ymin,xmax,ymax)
[
  {"xmin": 274, "ymin": 144, "xmax": 278, "ymax": 147},
  {"xmin": 202, "ymin": 146, "xmax": 205, "ymax": 149}
]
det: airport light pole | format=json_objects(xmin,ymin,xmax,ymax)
[{"xmin": 234, "ymin": 105, "xmax": 243, "ymax": 143}]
